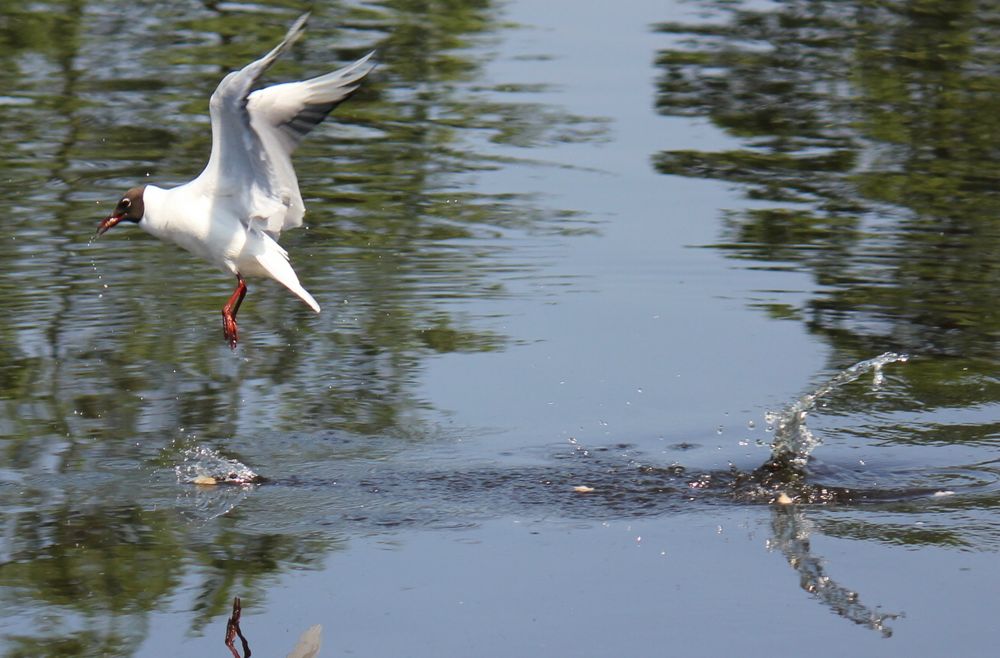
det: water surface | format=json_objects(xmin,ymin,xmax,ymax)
[{"xmin": 1, "ymin": 0, "xmax": 999, "ymax": 656}]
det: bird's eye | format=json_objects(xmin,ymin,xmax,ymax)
[{"xmin": 121, "ymin": 198, "xmax": 131, "ymax": 207}]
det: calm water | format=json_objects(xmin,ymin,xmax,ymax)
[{"xmin": 2, "ymin": 0, "xmax": 999, "ymax": 656}]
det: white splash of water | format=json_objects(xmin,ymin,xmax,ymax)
[
  {"xmin": 175, "ymin": 445, "xmax": 258, "ymax": 485},
  {"xmin": 767, "ymin": 352, "xmax": 910, "ymax": 466}
]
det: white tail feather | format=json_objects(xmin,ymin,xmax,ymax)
[
  {"xmin": 254, "ymin": 233, "xmax": 321, "ymax": 313},
  {"xmin": 289, "ymin": 280, "xmax": 321, "ymax": 313}
]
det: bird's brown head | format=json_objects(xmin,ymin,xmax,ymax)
[{"xmin": 97, "ymin": 186, "xmax": 145, "ymax": 236}]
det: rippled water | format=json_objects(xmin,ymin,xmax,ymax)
[{"xmin": 2, "ymin": 0, "xmax": 999, "ymax": 656}]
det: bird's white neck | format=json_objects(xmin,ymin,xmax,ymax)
[
  {"xmin": 137, "ymin": 184, "xmax": 168, "ymax": 235},
  {"xmin": 137, "ymin": 182, "xmax": 214, "ymax": 244}
]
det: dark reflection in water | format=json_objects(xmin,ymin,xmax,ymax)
[{"xmin": 654, "ymin": 1, "xmax": 1000, "ymax": 374}]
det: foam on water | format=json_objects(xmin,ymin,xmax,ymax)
[
  {"xmin": 173, "ymin": 446, "xmax": 260, "ymax": 524},
  {"xmin": 175, "ymin": 445, "xmax": 259, "ymax": 486}
]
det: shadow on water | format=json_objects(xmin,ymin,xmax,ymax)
[{"xmin": 195, "ymin": 353, "xmax": 993, "ymax": 518}]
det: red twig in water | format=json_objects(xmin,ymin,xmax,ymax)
[{"xmin": 225, "ymin": 597, "xmax": 252, "ymax": 658}]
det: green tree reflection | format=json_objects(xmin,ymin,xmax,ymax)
[
  {"xmin": 654, "ymin": 0, "xmax": 1000, "ymax": 365},
  {"xmin": 0, "ymin": 0, "xmax": 605, "ymax": 655}
]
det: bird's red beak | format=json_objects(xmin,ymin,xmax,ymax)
[{"xmin": 96, "ymin": 212, "xmax": 125, "ymax": 237}]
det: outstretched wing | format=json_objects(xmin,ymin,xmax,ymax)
[
  {"xmin": 246, "ymin": 50, "xmax": 375, "ymax": 234},
  {"xmin": 192, "ymin": 13, "xmax": 374, "ymax": 237}
]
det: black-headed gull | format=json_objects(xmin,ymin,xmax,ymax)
[{"xmin": 97, "ymin": 13, "xmax": 374, "ymax": 348}]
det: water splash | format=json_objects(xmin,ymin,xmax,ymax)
[
  {"xmin": 766, "ymin": 352, "xmax": 909, "ymax": 467},
  {"xmin": 173, "ymin": 446, "xmax": 259, "ymax": 524},
  {"xmin": 174, "ymin": 445, "xmax": 259, "ymax": 486}
]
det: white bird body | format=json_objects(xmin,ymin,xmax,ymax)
[
  {"xmin": 98, "ymin": 13, "xmax": 375, "ymax": 346},
  {"xmin": 137, "ymin": 183, "xmax": 320, "ymax": 312}
]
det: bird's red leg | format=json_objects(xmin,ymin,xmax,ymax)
[{"xmin": 222, "ymin": 275, "xmax": 247, "ymax": 349}]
